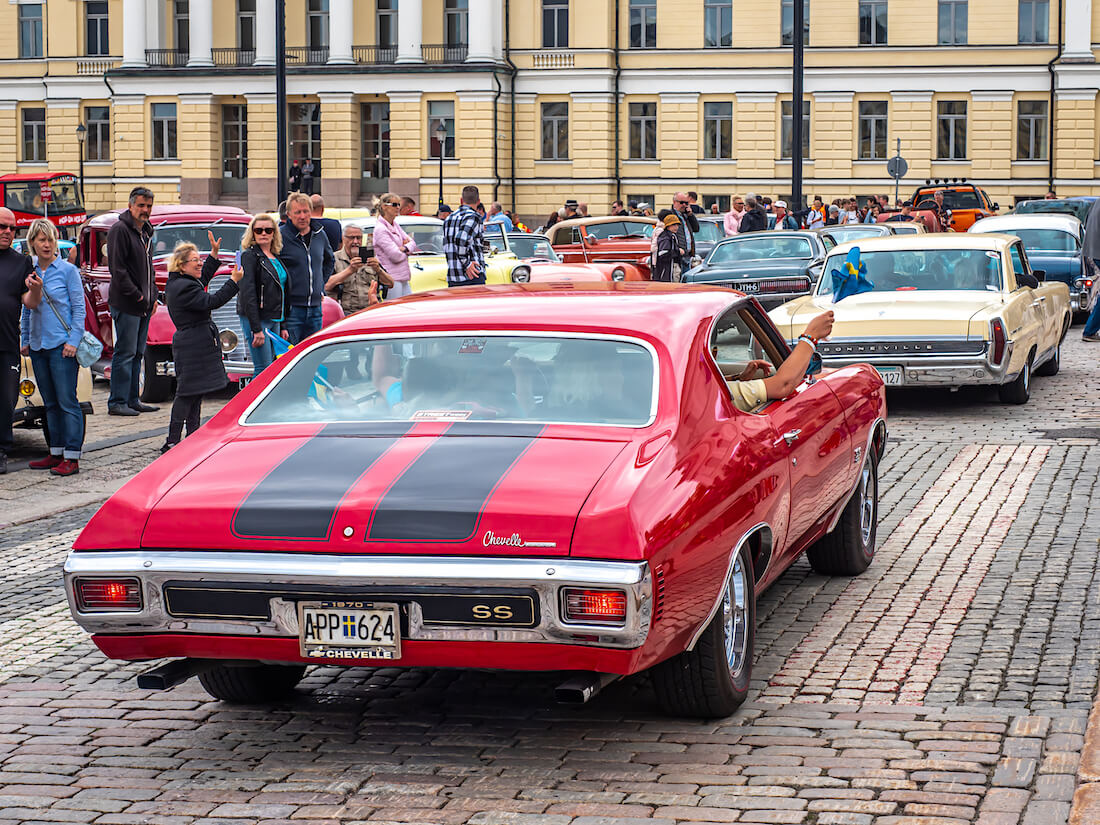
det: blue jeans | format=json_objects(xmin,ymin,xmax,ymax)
[
  {"xmin": 30, "ymin": 345, "xmax": 83, "ymax": 459},
  {"xmin": 239, "ymin": 316, "xmax": 282, "ymax": 375},
  {"xmin": 108, "ymin": 309, "xmax": 151, "ymax": 409},
  {"xmin": 284, "ymin": 305, "xmax": 322, "ymax": 345}
]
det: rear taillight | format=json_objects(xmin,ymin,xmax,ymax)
[
  {"xmin": 990, "ymin": 318, "xmax": 1006, "ymax": 365},
  {"xmin": 562, "ymin": 588, "xmax": 628, "ymax": 625},
  {"xmin": 74, "ymin": 578, "xmax": 143, "ymax": 612}
]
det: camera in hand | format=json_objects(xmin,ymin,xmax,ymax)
[{"xmin": 362, "ymin": 244, "xmax": 374, "ymax": 260}]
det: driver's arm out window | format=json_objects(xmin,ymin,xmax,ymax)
[{"xmin": 708, "ymin": 306, "xmax": 785, "ymax": 413}]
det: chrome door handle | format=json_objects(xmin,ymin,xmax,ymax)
[{"xmin": 781, "ymin": 429, "xmax": 801, "ymax": 445}]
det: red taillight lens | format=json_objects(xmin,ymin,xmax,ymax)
[
  {"xmin": 1086, "ymin": 279, "xmax": 1094, "ymax": 289},
  {"xmin": 75, "ymin": 578, "xmax": 142, "ymax": 612},
  {"xmin": 562, "ymin": 589, "xmax": 628, "ymax": 625},
  {"xmin": 990, "ymin": 319, "xmax": 1006, "ymax": 365}
]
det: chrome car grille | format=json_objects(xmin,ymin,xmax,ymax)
[
  {"xmin": 721, "ymin": 277, "xmax": 812, "ymax": 295},
  {"xmin": 818, "ymin": 339, "xmax": 988, "ymax": 357},
  {"xmin": 209, "ymin": 274, "xmax": 251, "ymax": 365}
]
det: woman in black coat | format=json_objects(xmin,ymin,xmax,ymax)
[{"xmin": 161, "ymin": 233, "xmax": 244, "ymax": 452}]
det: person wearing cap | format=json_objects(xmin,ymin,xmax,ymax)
[
  {"xmin": 825, "ymin": 204, "xmax": 841, "ymax": 226},
  {"xmin": 563, "ymin": 199, "xmax": 579, "ymax": 219},
  {"xmin": 773, "ymin": 200, "xmax": 799, "ymax": 230},
  {"xmin": 652, "ymin": 210, "xmax": 685, "ymax": 282},
  {"xmin": 436, "ymin": 204, "xmax": 453, "ymax": 220}
]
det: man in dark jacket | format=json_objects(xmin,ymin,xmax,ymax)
[
  {"xmin": 280, "ymin": 192, "xmax": 334, "ymax": 344},
  {"xmin": 671, "ymin": 192, "xmax": 700, "ymax": 272},
  {"xmin": 106, "ymin": 187, "xmax": 159, "ymax": 416},
  {"xmin": 310, "ymin": 194, "xmax": 343, "ymax": 253},
  {"xmin": 738, "ymin": 194, "xmax": 768, "ymax": 233}
]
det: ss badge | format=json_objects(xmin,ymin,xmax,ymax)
[{"xmin": 472, "ymin": 604, "xmax": 514, "ymax": 621}]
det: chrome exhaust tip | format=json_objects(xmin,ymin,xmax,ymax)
[
  {"xmin": 554, "ymin": 672, "xmax": 619, "ymax": 704},
  {"xmin": 136, "ymin": 658, "xmax": 213, "ymax": 691}
]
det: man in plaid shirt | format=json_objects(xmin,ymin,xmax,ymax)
[{"xmin": 442, "ymin": 185, "xmax": 487, "ymax": 286}]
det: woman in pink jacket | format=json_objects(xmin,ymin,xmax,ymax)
[
  {"xmin": 372, "ymin": 192, "xmax": 419, "ymax": 298},
  {"xmin": 724, "ymin": 196, "xmax": 745, "ymax": 236}
]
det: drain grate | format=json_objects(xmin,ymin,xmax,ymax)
[{"xmin": 1035, "ymin": 427, "xmax": 1100, "ymax": 440}]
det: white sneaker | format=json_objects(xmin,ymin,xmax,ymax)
[{"xmin": 1083, "ymin": 333, "xmax": 1100, "ymax": 342}]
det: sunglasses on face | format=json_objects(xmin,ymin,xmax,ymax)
[
  {"xmin": 0, "ymin": 224, "xmax": 16, "ymax": 232},
  {"xmin": 383, "ymin": 201, "xmax": 400, "ymax": 207},
  {"xmin": 253, "ymin": 226, "xmax": 275, "ymax": 234}
]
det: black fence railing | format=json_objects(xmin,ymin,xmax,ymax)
[
  {"xmin": 212, "ymin": 47, "xmax": 256, "ymax": 66},
  {"xmin": 145, "ymin": 48, "xmax": 188, "ymax": 67},
  {"xmin": 352, "ymin": 45, "xmax": 399, "ymax": 64},
  {"xmin": 421, "ymin": 43, "xmax": 468, "ymax": 63},
  {"xmin": 285, "ymin": 46, "xmax": 330, "ymax": 64}
]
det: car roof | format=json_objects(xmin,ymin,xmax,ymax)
[
  {"xmin": 970, "ymin": 214, "xmax": 1082, "ymax": 236},
  {"xmin": 828, "ymin": 232, "xmax": 1017, "ymax": 256},
  {"xmin": 85, "ymin": 205, "xmax": 250, "ymax": 230}
]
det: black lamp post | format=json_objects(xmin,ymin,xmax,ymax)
[
  {"xmin": 75, "ymin": 123, "xmax": 86, "ymax": 203},
  {"xmin": 435, "ymin": 120, "xmax": 447, "ymax": 211}
]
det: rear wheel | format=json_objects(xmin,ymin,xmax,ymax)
[
  {"xmin": 141, "ymin": 346, "xmax": 174, "ymax": 403},
  {"xmin": 807, "ymin": 450, "xmax": 878, "ymax": 576},
  {"xmin": 198, "ymin": 663, "xmax": 306, "ymax": 704},
  {"xmin": 998, "ymin": 354, "xmax": 1032, "ymax": 404},
  {"xmin": 652, "ymin": 543, "xmax": 754, "ymax": 718}
]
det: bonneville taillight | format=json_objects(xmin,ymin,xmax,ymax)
[
  {"xmin": 562, "ymin": 588, "xmax": 628, "ymax": 625},
  {"xmin": 990, "ymin": 319, "xmax": 1006, "ymax": 365},
  {"xmin": 74, "ymin": 578, "xmax": 143, "ymax": 612}
]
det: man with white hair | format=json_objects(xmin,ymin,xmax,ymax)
[
  {"xmin": 485, "ymin": 201, "xmax": 514, "ymax": 232},
  {"xmin": 739, "ymin": 194, "xmax": 768, "ymax": 233}
]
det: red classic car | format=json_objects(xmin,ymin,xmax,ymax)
[
  {"xmin": 545, "ymin": 216, "xmax": 658, "ymax": 277},
  {"xmin": 64, "ymin": 283, "xmax": 887, "ymax": 717},
  {"xmin": 79, "ymin": 206, "xmax": 344, "ymax": 401},
  {"xmin": 486, "ymin": 228, "xmax": 647, "ymax": 282}
]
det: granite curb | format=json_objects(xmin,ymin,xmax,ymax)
[{"xmin": 1069, "ymin": 693, "xmax": 1100, "ymax": 824}]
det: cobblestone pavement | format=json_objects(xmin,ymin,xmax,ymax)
[{"xmin": 0, "ymin": 337, "xmax": 1096, "ymax": 824}]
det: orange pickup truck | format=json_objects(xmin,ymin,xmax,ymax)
[{"xmin": 910, "ymin": 180, "xmax": 999, "ymax": 231}]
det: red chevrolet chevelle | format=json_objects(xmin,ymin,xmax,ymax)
[{"xmin": 65, "ymin": 283, "xmax": 886, "ymax": 717}]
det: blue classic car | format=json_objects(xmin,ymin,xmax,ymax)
[
  {"xmin": 969, "ymin": 214, "xmax": 1091, "ymax": 315},
  {"xmin": 1013, "ymin": 196, "xmax": 1097, "ymax": 226},
  {"xmin": 681, "ymin": 231, "xmax": 829, "ymax": 308}
]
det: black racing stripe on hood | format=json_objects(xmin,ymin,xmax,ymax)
[
  {"xmin": 232, "ymin": 424, "xmax": 412, "ymax": 540},
  {"xmin": 366, "ymin": 427, "xmax": 544, "ymax": 542}
]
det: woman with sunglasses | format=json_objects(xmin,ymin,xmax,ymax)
[
  {"xmin": 373, "ymin": 192, "xmax": 419, "ymax": 299},
  {"xmin": 161, "ymin": 234, "xmax": 244, "ymax": 453},
  {"xmin": 238, "ymin": 214, "xmax": 290, "ymax": 374}
]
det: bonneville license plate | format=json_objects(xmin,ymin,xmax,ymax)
[
  {"xmin": 875, "ymin": 366, "xmax": 903, "ymax": 386},
  {"xmin": 298, "ymin": 600, "xmax": 400, "ymax": 660}
]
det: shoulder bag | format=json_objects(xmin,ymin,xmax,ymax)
[{"xmin": 37, "ymin": 267, "xmax": 103, "ymax": 368}]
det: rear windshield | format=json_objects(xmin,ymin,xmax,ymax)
[
  {"xmin": 1003, "ymin": 228, "xmax": 1078, "ymax": 254},
  {"xmin": 914, "ymin": 190, "xmax": 983, "ymax": 209},
  {"xmin": 709, "ymin": 236, "xmax": 812, "ymax": 264},
  {"xmin": 817, "ymin": 248, "xmax": 1003, "ymax": 294},
  {"xmin": 247, "ymin": 335, "xmax": 656, "ymax": 427},
  {"xmin": 694, "ymin": 221, "xmax": 725, "ymax": 242},
  {"xmin": 826, "ymin": 227, "xmax": 888, "ymax": 242}
]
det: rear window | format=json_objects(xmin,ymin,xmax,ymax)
[
  {"xmin": 817, "ymin": 248, "xmax": 1004, "ymax": 294},
  {"xmin": 1005, "ymin": 228, "xmax": 1078, "ymax": 253},
  {"xmin": 914, "ymin": 189, "xmax": 983, "ymax": 209},
  {"xmin": 710, "ymin": 236, "xmax": 812, "ymax": 264},
  {"xmin": 246, "ymin": 334, "xmax": 657, "ymax": 427}
]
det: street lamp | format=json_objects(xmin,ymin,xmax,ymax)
[
  {"xmin": 75, "ymin": 123, "xmax": 86, "ymax": 203},
  {"xmin": 435, "ymin": 119, "xmax": 447, "ymax": 211}
]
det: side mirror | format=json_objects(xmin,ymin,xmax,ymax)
[
  {"xmin": 993, "ymin": 203, "xmax": 1000, "ymax": 211},
  {"xmin": 585, "ymin": 236, "xmax": 599, "ymax": 246},
  {"xmin": 806, "ymin": 352, "xmax": 823, "ymax": 376},
  {"xmin": 1032, "ymin": 269, "xmax": 1046, "ymax": 282}
]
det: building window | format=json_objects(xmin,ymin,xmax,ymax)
[
  {"xmin": 222, "ymin": 104, "xmax": 247, "ymax": 179},
  {"xmin": 428, "ymin": 101, "xmax": 456, "ymax": 159},
  {"xmin": 630, "ymin": 0, "xmax": 657, "ymax": 48},
  {"xmin": 1017, "ymin": 100, "xmax": 1048, "ymax": 160},
  {"xmin": 308, "ymin": 0, "xmax": 330, "ymax": 51},
  {"xmin": 781, "ymin": 100, "xmax": 811, "ymax": 159},
  {"xmin": 289, "ymin": 103, "xmax": 321, "ymax": 169},
  {"xmin": 22, "ymin": 108, "xmax": 46, "ymax": 162},
  {"xmin": 239, "ymin": 0, "xmax": 257, "ymax": 53},
  {"xmin": 859, "ymin": 0, "xmax": 887, "ymax": 45},
  {"xmin": 703, "ymin": 102, "xmax": 733, "ymax": 159},
  {"xmin": 19, "ymin": 4, "xmax": 43, "ymax": 58},
  {"xmin": 703, "ymin": 194, "xmax": 731, "ymax": 212},
  {"xmin": 85, "ymin": 106, "xmax": 110, "ymax": 161},
  {"xmin": 362, "ymin": 102, "xmax": 391, "ymax": 180},
  {"xmin": 936, "ymin": 100, "xmax": 967, "ymax": 160},
  {"xmin": 543, "ymin": 0, "xmax": 568, "ymax": 48},
  {"xmin": 938, "ymin": 0, "xmax": 967, "ymax": 44},
  {"xmin": 781, "ymin": 0, "xmax": 810, "ymax": 46},
  {"xmin": 858, "ymin": 101, "xmax": 888, "ymax": 159},
  {"xmin": 1019, "ymin": 0, "xmax": 1049, "ymax": 43},
  {"xmin": 445, "ymin": 0, "xmax": 469, "ymax": 47},
  {"xmin": 541, "ymin": 102, "xmax": 569, "ymax": 160},
  {"xmin": 86, "ymin": 1, "xmax": 110, "ymax": 56},
  {"xmin": 174, "ymin": 1, "xmax": 189, "ymax": 53},
  {"xmin": 704, "ymin": 0, "xmax": 732, "ymax": 48},
  {"xmin": 377, "ymin": 0, "xmax": 398, "ymax": 51},
  {"xmin": 152, "ymin": 102, "xmax": 178, "ymax": 160},
  {"xmin": 628, "ymin": 102, "xmax": 657, "ymax": 160}
]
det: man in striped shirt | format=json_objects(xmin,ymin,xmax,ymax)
[{"xmin": 442, "ymin": 185, "xmax": 487, "ymax": 287}]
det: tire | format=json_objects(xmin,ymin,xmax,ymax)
[
  {"xmin": 141, "ymin": 346, "xmax": 174, "ymax": 403},
  {"xmin": 998, "ymin": 354, "xmax": 1032, "ymax": 404},
  {"xmin": 807, "ymin": 450, "xmax": 878, "ymax": 576},
  {"xmin": 41, "ymin": 413, "xmax": 87, "ymax": 451},
  {"xmin": 652, "ymin": 543, "xmax": 755, "ymax": 718},
  {"xmin": 1035, "ymin": 340, "xmax": 1060, "ymax": 377},
  {"xmin": 198, "ymin": 663, "xmax": 306, "ymax": 704}
]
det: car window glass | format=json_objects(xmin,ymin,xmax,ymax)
[
  {"xmin": 151, "ymin": 224, "xmax": 247, "ymax": 257},
  {"xmin": 622, "ymin": 221, "xmax": 655, "ymax": 238},
  {"xmin": 570, "ymin": 227, "xmax": 582, "ymax": 244},
  {"xmin": 708, "ymin": 306, "xmax": 785, "ymax": 411},
  {"xmin": 915, "ymin": 189, "xmax": 982, "ymax": 209},
  {"xmin": 709, "ymin": 236, "xmax": 812, "ymax": 264},
  {"xmin": 694, "ymin": 221, "xmax": 724, "ymax": 242},
  {"xmin": 1008, "ymin": 244, "xmax": 1027, "ymax": 285},
  {"xmin": 509, "ymin": 235, "xmax": 558, "ymax": 260},
  {"xmin": 246, "ymin": 334, "xmax": 657, "ymax": 428},
  {"xmin": 817, "ymin": 248, "xmax": 1003, "ymax": 294},
  {"xmin": 585, "ymin": 222, "xmax": 627, "ymax": 240},
  {"xmin": 1007, "ymin": 228, "xmax": 1078, "ymax": 254}
]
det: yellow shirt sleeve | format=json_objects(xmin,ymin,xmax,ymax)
[{"xmin": 729, "ymin": 378, "xmax": 768, "ymax": 412}]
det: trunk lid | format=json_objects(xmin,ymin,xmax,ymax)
[{"xmin": 782, "ymin": 291, "xmax": 1000, "ymax": 338}]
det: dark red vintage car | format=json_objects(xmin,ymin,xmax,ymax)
[
  {"xmin": 545, "ymin": 216, "xmax": 658, "ymax": 277},
  {"xmin": 79, "ymin": 205, "xmax": 343, "ymax": 401},
  {"xmin": 64, "ymin": 283, "xmax": 886, "ymax": 717}
]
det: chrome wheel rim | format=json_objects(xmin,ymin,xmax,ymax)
[
  {"xmin": 859, "ymin": 462, "xmax": 875, "ymax": 548},
  {"xmin": 723, "ymin": 555, "xmax": 750, "ymax": 678}
]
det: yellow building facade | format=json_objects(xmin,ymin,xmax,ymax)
[{"xmin": 2, "ymin": 0, "xmax": 1100, "ymax": 220}]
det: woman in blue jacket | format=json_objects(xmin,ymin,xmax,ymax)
[{"xmin": 20, "ymin": 219, "xmax": 85, "ymax": 476}]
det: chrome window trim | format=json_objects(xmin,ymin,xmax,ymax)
[{"xmin": 236, "ymin": 329, "xmax": 661, "ymax": 430}]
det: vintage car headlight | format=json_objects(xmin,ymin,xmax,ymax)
[
  {"xmin": 511, "ymin": 266, "xmax": 531, "ymax": 283},
  {"xmin": 19, "ymin": 379, "xmax": 35, "ymax": 397},
  {"xmin": 611, "ymin": 267, "xmax": 626, "ymax": 281}
]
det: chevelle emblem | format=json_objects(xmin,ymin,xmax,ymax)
[{"xmin": 483, "ymin": 531, "xmax": 557, "ymax": 549}]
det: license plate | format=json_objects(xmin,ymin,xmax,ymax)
[
  {"xmin": 237, "ymin": 376, "xmax": 252, "ymax": 389},
  {"xmin": 298, "ymin": 601, "xmax": 401, "ymax": 660},
  {"xmin": 875, "ymin": 366, "xmax": 903, "ymax": 386}
]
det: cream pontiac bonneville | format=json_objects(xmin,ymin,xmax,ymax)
[{"xmin": 769, "ymin": 234, "xmax": 1071, "ymax": 404}]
